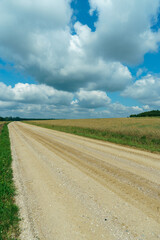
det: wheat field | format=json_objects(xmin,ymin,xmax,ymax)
[{"xmin": 29, "ymin": 118, "xmax": 160, "ymax": 140}]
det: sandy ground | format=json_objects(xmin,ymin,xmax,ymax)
[{"xmin": 9, "ymin": 122, "xmax": 160, "ymax": 240}]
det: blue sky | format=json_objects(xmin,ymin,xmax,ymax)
[{"xmin": 0, "ymin": 0, "xmax": 160, "ymax": 118}]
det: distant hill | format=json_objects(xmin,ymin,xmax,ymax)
[{"xmin": 130, "ymin": 110, "xmax": 160, "ymax": 118}]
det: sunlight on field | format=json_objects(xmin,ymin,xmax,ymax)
[
  {"xmin": 26, "ymin": 118, "xmax": 160, "ymax": 152},
  {"xmin": 29, "ymin": 118, "xmax": 160, "ymax": 140}
]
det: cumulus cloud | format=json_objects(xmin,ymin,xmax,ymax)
[
  {"xmin": 69, "ymin": 101, "xmax": 143, "ymax": 119},
  {"xmin": 0, "ymin": 0, "xmax": 160, "ymax": 118},
  {"xmin": 8, "ymin": 101, "xmax": 141, "ymax": 119},
  {"xmin": 89, "ymin": 0, "xmax": 160, "ymax": 64},
  {"xmin": 76, "ymin": 89, "xmax": 111, "ymax": 108},
  {"xmin": 0, "ymin": 82, "xmax": 73, "ymax": 105},
  {"xmin": 105, "ymin": 102, "xmax": 143, "ymax": 117},
  {"xmin": 0, "ymin": 0, "xmax": 71, "ymax": 61},
  {"xmin": 122, "ymin": 74, "xmax": 160, "ymax": 107},
  {"xmin": 0, "ymin": 101, "xmax": 16, "ymax": 110},
  {"xmin": 143, "ymin": 105, "xmax": 150, "ymax": 110},
  {"xmin": 136, "ymin": 68, "xmax": 147, "ymax": 77},
  {"xmin": 1, "ymin": 0, "xmax": 159, "ymax": 93},
  {"xmin": 0, "ymin": 82, "xmax": 111, "ymax": 109},
  {"xmin": 0, "ymin": 82, "xmax": 144, "ymax": 119}
]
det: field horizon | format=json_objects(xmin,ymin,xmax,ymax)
[{"xmin": 25, "ymin": 117, "xmax": 160, "ymax": 153}]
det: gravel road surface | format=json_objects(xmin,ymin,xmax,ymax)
[{"xmin": 9, "ymin": 122, "xmax": 160, "ymax": 240}]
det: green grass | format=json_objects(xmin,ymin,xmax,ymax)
[
  {"xmin": 0, "ymin": 123, "xmax": 20, "ymax": 240},
  {"xmin": 25, "ymin": 122, "xmax": 160, "ymax": 153}
]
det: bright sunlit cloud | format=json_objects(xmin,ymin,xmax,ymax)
[{"xmin": 0, "ymin": 0, "xmax": 160, "ymax": 118}]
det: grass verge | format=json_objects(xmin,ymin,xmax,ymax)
[
  {"xmin": 25, "ymin": 122, "xmax": 160, "ymax": 153},
  {"xmin": 0, "ymin": 123, "xmax": 20, "ymax": 240}
]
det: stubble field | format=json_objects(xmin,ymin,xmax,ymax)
[{"xmin": 25, "ymin": 117, "xmax": 160, "ymax": 152}]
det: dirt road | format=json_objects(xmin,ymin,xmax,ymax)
[{"xmin": 9, "ymin": 122, "xmax": 160, "ymax": 240}]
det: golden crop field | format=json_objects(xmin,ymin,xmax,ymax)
[
  {"xmin": 29, "ymin": 117, "xmax": 160, "ymax": 140},
  {"xmin": 26, "ymin": 118, "xmax": 160, "ymax": 152}
]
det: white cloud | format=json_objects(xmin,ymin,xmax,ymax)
[
  {"xmin": 0, "ymin": 82, "xmax": 73, "ymax": 105},
  {"xmin": 0, "ymin": 0, "xmax": 160, "ymax": 118},
  {"xmin": 88, "ymin": 0, "xmax": 160, "ymax": 64},
  {"xmin": 0, "ymin": 82, "xmax": 144, "ymax": 119},
  {"xmin": 143, "ymin": 105, "xmax": 150, "ymax": 110},
  {"xmin": 136, "ymin": 69, "xmax": 143, "ymax": 77},
  {"xmin": 1, "ymin": 0, "xmax": 160, "ymax": 93},
  {"xmin": 106, "ymin": 102, "xmax": 143, "ymax": 117},
  {"xmin": 122, "ymin": 74, "xmax": 160, "ymax": 107},
  {"xmin": 76, "ymin": 89, "xmax": 111, "ymax": 108},
  {"xmin": 0, "ymin": 82, "xmax": 111, "ymax": 109},
  {"xmin": 0, "ymin": 101, "xmax": 16, "ymax": 109}
]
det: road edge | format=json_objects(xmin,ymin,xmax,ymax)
[{"xmin": 9, "ymin": 123, "xmax": 39, "ymax": 240}]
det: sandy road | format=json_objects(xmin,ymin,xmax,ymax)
[{"xmin": 9, "ymin": 122, "xmax": 160, "ymax": 240}]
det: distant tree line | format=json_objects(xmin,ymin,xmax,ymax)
[
  {"xmin": 0, "ymin": 117, "xmax": 55, "ymax": 121},
  {"xmin": 130, "ymin": 110, "xmax": 160, "ymax": 118},
  {"xmin": 0, "ymin": 116, "xmax": 22, "ymax": 121}
]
